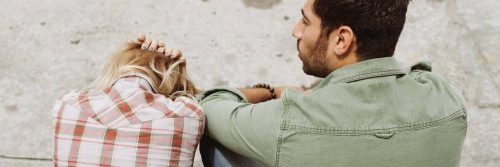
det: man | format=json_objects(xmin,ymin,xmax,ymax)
[{"xmin": 138, "ymin": 0, "xmax": 467, "ymax": 166}]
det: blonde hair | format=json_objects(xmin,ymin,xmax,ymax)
[{"xmin": 90, "ymin": 43, "xmax": 199, "ymax": 99}]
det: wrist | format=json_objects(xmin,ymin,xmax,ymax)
[{"xmin": 252, "ymin": 83, "xmax": 276, "ymax": 99}]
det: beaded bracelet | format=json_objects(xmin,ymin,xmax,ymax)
[{"xmin": 252, "ymin": 83, "xmax": 277, "ymax": 99}]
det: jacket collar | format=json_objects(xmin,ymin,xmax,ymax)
[{"xmin": 316, "ymin": 57, "xmax": 405, "ymax": 88}]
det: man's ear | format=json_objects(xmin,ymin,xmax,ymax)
[{"xmin": 330, "ymin": 26, "xmax": 355, "ymax": 56}]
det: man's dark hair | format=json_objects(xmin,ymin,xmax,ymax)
[{"xmin": 313, "ymin": 0, "xmax": 411, "ymax": 60}]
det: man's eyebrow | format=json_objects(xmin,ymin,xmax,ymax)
[{"xmin": 301, "ymin": 9, "xmax": 310, "ymax": 22}]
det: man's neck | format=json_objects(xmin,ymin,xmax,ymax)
[{"xmin": 329, "ymin": 53, "xmax": 360, "ymax": 72}]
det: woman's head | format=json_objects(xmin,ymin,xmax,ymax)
[{"xmin": 91, "ymin": 43, "xmax": 198, "ymax": 98}]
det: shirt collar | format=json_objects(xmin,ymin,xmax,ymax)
[
  {"xmin": 115, "ymin": 72, "xmax": 159, "ymax": 93},
  {"xmin": 318, "ymin": 57, "xmax": 405, "ymax": 86}
]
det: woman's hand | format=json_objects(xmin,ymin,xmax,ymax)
[{"xmin": 128, "ymin": 33, "xmax": 184, "ymax": 60}]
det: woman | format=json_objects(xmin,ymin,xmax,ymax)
[{"xmin": 51, "ymin": 41, "xmax": 204, "ymax": 166}]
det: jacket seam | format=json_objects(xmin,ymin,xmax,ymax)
[
  {"xmin": 334, "ymin": 69, "xmax": 405, "ymax": 83},
  {"xmin": 274, "ymin": 91, "xmax": 291, "ymax": 167},
  {"xmin": 283, "ymin": 108, "xmax": 465, "ymax": 135}
]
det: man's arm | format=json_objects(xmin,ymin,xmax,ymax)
[
  {"xmin": 237, "ymin": 88, "xmax": 274, "ymax": 103},
  {"xmin": 239, "ymin": 85, "xmax": 303, "ymax": 103},
  {"xmin": 199, "ymin": 87, "xmax": 285, "ymax": 166}
]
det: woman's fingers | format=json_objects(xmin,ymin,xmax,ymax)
[
  {"xmin": 129, "ymin": 33, "xmax": 147, "ymax": 44},
  {"xmin": 171, "ymin": 49, "xmax": 182, "ymax": 59},
  {"xmin": 149, "ymin": 40, "xmax": 159, "ymax": 51},
  {"xmin": 132, "ymin": 35, "xmax": 182, "ymax": 59},
  {"xmin": 128, "ymin": 38, "xmax": 143, "ymax": 45},
  {"xmin": 164, "ymin": 48, "xmax": 173, "ymax": 57},
  {"xmin": 132, "ymin": 34, "xmax": 167, "ymax": 53},
  {"xmin": 137, "ymin": 33, "xmax": 145, "ymax": 42},
  {"xmin": 141, "ymin": 38, "xmax": 152, "ymax": 50},
  {"xmin": 156, "ymin": 41, "xmax": 166, "ymax": 53},
  {"xmin": 157, "ymin": 47, "xmax": 166, "ymax": 53}
]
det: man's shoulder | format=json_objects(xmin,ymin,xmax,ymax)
[
  {"xmin": 281, "ymin": 64, "xmax": 466, "ymax": 130},
  {"xmin": 407, "ymin": 61, "xmax": 466, "ymax": 107}
]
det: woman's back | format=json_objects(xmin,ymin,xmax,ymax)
[{"xmin": 52, "ymin": 44, "xmax": 204, "ymax": 166}]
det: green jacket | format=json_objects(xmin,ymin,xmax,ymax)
[{"xmin": 199, "ymin": 57, "xmax": 467, "ymax": 167}]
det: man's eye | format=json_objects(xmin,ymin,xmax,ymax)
[{"xmin": 302, "ymin": 18, "xmax": 308, "ymax": 24}]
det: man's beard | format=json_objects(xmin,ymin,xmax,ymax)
[{"xmin": 299, "ymin": 34, "xmax": 332, "ymax": 78}]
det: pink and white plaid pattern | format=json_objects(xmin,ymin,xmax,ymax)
[{"xmin": 52, "ymin": 73, "xmax": 204, "ymax": 167}]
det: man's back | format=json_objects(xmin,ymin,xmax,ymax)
[
  {"xmin": 200, "ymin": 57, "xmax": 467, "ymax": 167},
  {"xmin": 278, "ymin": 58, "xmax": 467, "ymax": 166}
]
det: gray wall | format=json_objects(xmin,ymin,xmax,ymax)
[{"xmin": 0, "ymin": 0, "xmax": 498, "ymax": 166}]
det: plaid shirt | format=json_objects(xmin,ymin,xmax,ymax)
[{"xmin": 52, "ymin": 73, "xmax": 204, "ymax": 167}]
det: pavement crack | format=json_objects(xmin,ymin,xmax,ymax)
[
  {"xmin": 0, "ymin": 155, "xmax": 52, "ymax": 161},
  {"xmin": 478, "ymin": 103, "xmax": 500, "ymax": 109}
]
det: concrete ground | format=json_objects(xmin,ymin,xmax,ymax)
[{"xmin": 0, "ymin": 0, "xmax": 499, "ymax": 166}]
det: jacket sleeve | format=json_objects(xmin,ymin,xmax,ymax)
[{"xmin": 198, "ymin": 87, "xmax": 285, "ymax": 165}]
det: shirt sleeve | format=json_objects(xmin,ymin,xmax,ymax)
[{"xmin": 198, "ymin": 87, "xmax": 285, "ymax": 165}]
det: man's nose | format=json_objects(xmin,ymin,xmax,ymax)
[{"xmin": 292, "ymin": 22, "xmax": 303, "ymax": 39}]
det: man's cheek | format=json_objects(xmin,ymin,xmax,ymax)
[{"xmin": 298, "ymin": 43, "xmax": 308, "ymax": 55}]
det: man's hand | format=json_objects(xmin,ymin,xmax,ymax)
[{"xmin": 128, "ymin": 33, "xmax": 184, "ymax": 60}]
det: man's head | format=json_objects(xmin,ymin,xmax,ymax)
[{"xmin": 293, "ymin": 0, "xmax": 410, "ymax": 78}]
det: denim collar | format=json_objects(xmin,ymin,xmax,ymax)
[{"xmin": 316, "ymin": 57, "xmax": 405, "ymax": 88}]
